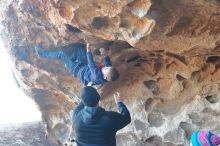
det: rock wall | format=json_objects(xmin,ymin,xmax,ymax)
[
  {"xmin": 0, "ymin": 122, "xmax": 50, "ymax": 146},
  {"xmin": 1, "ymin": 0, "xmax": 220, "ymax": 145}
]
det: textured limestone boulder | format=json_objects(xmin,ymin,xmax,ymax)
[{"xmin": 1, "ymin": 0, "xmax": 220, "ymax": 145}]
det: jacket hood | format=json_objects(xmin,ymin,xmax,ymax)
[{"xmin": 82, "ymin": 106, "xmax": 105, "ymax": 124}]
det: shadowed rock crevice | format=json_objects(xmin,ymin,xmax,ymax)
[
  {"xmin": 148, "ymin": 112, "xmax": 165, "ymax": 127},
  {"xmin": 179, "ymin": 122, "xmax": 195, "ymax": 140},
  {"xmin": 65, "ymin": 24, "xmax": 82, "ymax": 34},
  {"xmin": 144, "ymin": 80, "xmax": 156, "ymax": 89},
  {"xmin": 144, "ymin": 80, "xmax": 160, "ymax": 95},
  {"xmin": 91, "ymin": 17, "xmax": 109, "ymax": 29},
  {"xmin": 134, "ymin": 119, "xmax": 147, "ymax": 132},
  {"xmin": 176, "ymin": 74, "xmax": 186, "ymax": 81},
  {"xmin": 165, "ymin": 52, "xmax": 188, "ymax": 65},
  {"xmin": 145, "ymin": 98, "xmax": 154, "ymax": 112},
  {"xmin": 206, "ymin": 56, "xmax": 220, "ymax": 64},
  {"xmin": 205, "ymin": 95, "xmax": 219, "ymax": 104}
]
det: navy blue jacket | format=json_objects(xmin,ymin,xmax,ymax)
[
  {"xmin": 77, "ymin": 52, "xmax": 112, "ymax": 86},
  {"xmin": 72, "ymin": 102, "xmax": 131, "ymax": 146}
]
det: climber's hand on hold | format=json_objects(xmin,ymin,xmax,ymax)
[
  {"xmin": 99, "ymin": 48, "xmax": 110, "ymax": 56},
  {"xmin": 114, "ymin": 92, "xmax": 123, "ymax": 104},
  {"xmin": 87, "ymin": 43, "xmax": 91, "ymax": 52}
]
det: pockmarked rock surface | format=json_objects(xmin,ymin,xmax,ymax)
[
  {"xmin": 0, "ymin": 122, "xmax": 51, "ymax": 146},
  {"xmin": 1, "ymin": 0, "xmax": 220, "ymax": 145}
]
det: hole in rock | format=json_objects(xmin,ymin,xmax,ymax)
[
  {"xmin": 203, "ymin": 107, "xmax": 220, "ymax": 116},
  {"xmin": 148, "ymin": 112, "xmax": 165, "ymax": 127},
  {"xmin": 101, "ymin": 39, "xmax": 131, "ymax": 48},
  {"xmin": 154, "ymin": 50, "xmax": 164, "ymax": 53},
  {"xmin": 119, "ymin": 19, "xmax": 129, "ymax": 28},
  {"xmin": 36, "ymin": 22, "xmax": 42, "ymax": 26},
  {"xmin": 134, "ymin": 58, "xmax": 148, "ymax": 67},
  {"xmin": 179, "ymin": 122, "xmax": 194, "ymax": 140},
  {"xmin": 127, "ymin": 55, "xmax": 141, "ymax": 63},
  {"xmin": 21, "ymin": 69, "xmax": 32, "ymax": 77},
  {"xmin": 165, "ymin": 52, "xmax": 187, "ymax": 65},
  {"xmin": 65, "ymin": 24, "xmax": 82, "ymax": 34},
  {"xmin": 149, "ymin": 53, "xmax": 156, "ymax": 57},
  {"xmin": 144, "ymin": 80, "xmax": 156, "ymax": 89},
  {"xmin": 145, "ymin": 98, "xmax": 154, "ymax": 111},
  {"xmin": 164, "ymin": 128, "xmax": 185, "ymax": 145},
  {"xmin": 152, "ymin": 86, "xmax": 160, "ymax": 95},
  {"xmin": 206, "ymin": 56, "xmax": 220, "ymax": 64},
  {"xmin": 205, "ymin": 95, "xmax": 219, "ymax": 103},
  {"xmin": 146, "ymin": 135, "xmax": 162, "ymax": 144},
  {"xmin": 188, "ymin": 113, "xmax": 203, "ymax": 126},
  {"xmin": 134, "ymin": 120, "xmax": 147, "ymax": 132},
  {"xmin": 93, "ymin": 40, "xmax": 133, "ymax": 56},
  {"xmin": 191, "ymin": 71, "xmax": 200, "ymax": 78},
  {"xmin": 213, "ymin": 45, "xmax": 220, "ymax": 51},
  {"xmin": 176, "ymin": 74, "xmax": 186, "ymax": 81},
  {"xmin": 91, "ymin": 16, "xmax": 108, "ymax": 29},
  {"xmin": 154, "ymin": 62, "xmax": 163, "ymax": 74},
  {"xmin": 109, "ymin": 41, "xmax": 133, "ymax": 53},
  {"xmin": 181, "ymin": 80, "xmax": 188, "ymax": 89}
]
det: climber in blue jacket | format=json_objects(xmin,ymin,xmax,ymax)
[
  {"xmin": 35, "ymin": 42, "xmax": 119, "ymax": 86},
  {"xmin": 72, "ymin": 86, "xmax": 131, "ymax": 146}
]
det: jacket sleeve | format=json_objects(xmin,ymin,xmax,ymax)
[
  {"xmin": 87, "ymin": 52, "xmax": 97, "ymax": 68},
  {"xmin": 112, "ymin": 102, "xmax": 131, "ymax": 130},
  {"xmin": 87, "ymin": 52, "xmax": 100, "ymax": 73},
  {"xmin": 87, "ymin": 52, "xmax": 104, "ymax": 84},
  {"xmin": 73, "ymin": 102, "xmax": 84, "ymax": 122},
  {"xmin": 103, "ymin": 56, "xmax": 112, "ymax": 67}
]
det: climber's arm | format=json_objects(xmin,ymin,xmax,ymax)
[
  {"xmin": 103, "ymin": 56, "xmax": 112, "ymax": 67},
  {"xmin": 100, "ymin": 48, "xmax": 112, "ymax": 67},
  {"xmin": 73, "ymin": 102, "xmax": 84, "ymax": 121},
  {"xmin": 113, "ymin": 93, "xmax": 131, "ymax": 130},
  {"xmin": 87, "ymin": 52, "xmax": 97, "ymax": 68},
  {"xmin": 87, "ymin": 44, "xmax": 97, "ymax": 68},
  {"xmin": 115, "ymin": 102, "xmax": 131, "ymax": 130},
  {"xmin": 86, "ymin": 44, "xmax": 103, "ymax": 82}
]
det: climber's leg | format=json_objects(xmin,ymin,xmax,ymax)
[
  {"xmin": 61, "ymin": 42, "xmax": 87, "ymax": 64},
  {"xmin": 35, "ymin": 45, "xmax": 82, "ymax": 76},
  {"xmin": 75, "ymin": 46, "xmax": 87, "ymax": 64},
  {"xmin": 35, "ymin": 45, "xmax": 67, "ymax": 60}
]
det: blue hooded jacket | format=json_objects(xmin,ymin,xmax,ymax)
[
  {"xmin": 72, "ymin": 102, "xmax": 131, "ymax": 146},
  {"xmin": 77, "ymin": 52, "xmax": 112, "ymax": 86}
]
